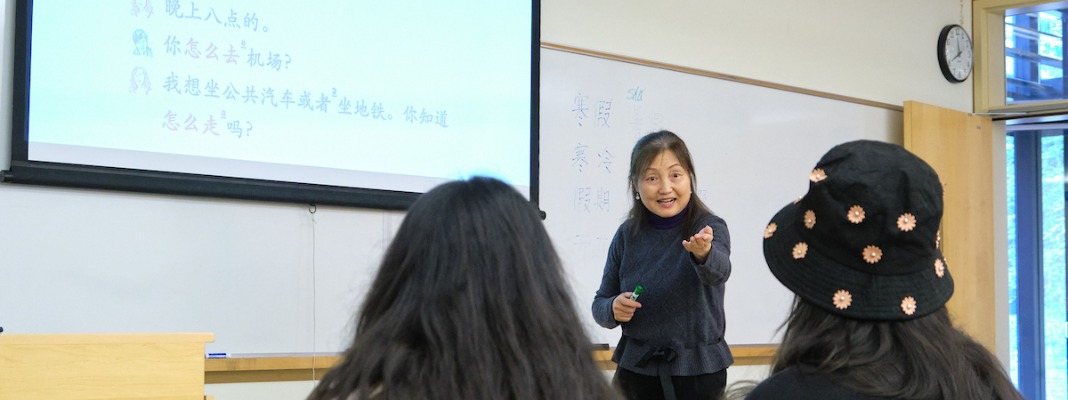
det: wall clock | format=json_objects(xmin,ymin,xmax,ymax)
[{"xmin": 937, "ymin": 24, "xmax": 973, "ymax": 83}]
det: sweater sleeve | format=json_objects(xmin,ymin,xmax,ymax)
[
  {"xmin": 592, "ymin": 225, "xmax": 626, "ymax": 329},
  {"xmin": 693, "ymin": 215, "xmax": 731, "ymax": 286}
]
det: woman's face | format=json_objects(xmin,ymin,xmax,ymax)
[{"xmin": 638, "ymin": 149, "xmax": 692, "ymax": 218}]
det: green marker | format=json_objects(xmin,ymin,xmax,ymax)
[{"xmin": 629, "ymin": 285, "xmax": 644, "ymax": 301}]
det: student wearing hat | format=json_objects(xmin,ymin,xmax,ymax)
[
  {"xmin": 746, "ymin": 140, "xmax": 1022, "ymax": 399},
  {"xmin": 593, "ymin": 130, "xmax": 733, "ymax": 400}
]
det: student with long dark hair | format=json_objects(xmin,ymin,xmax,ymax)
[
  {"xmin": 309, "ymin": 177, "xmax": 617, "ymax": 400},
  {"xmin": 747, "ymin": 140, "xmax": 1021, "ymax": 399},
  {"xmin": 593, "ymin": 130, "xmax": 733, "ymax": 400}
]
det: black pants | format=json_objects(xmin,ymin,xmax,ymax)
[{"xmin": 614, "ymin": 367, "xmax": 727, "ymax": 400}]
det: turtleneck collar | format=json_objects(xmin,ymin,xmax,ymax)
[{"xmin": 646, "ymin": 204, "xmax": 688, "ymax": 230}]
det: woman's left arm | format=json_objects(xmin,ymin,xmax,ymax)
[{"xmin": 688, "ymin": 216, "xmax": 731, "ymax": 286}]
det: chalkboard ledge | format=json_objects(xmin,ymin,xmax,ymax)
[{"xmin": 204, "ymin": 345, "xmax": 776, "ymax": 384}]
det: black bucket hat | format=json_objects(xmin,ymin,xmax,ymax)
[{"xmin": 762, "ymin": 140, "xmax": 953, "ymax": 320}]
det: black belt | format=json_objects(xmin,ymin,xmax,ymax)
[
  {"xmin": 634, "ymin": 345, "xmax": 679, "ymax": 400},
  {"xmin": 623, "ymin": 335, "xmax": 723, "ymax": 400}
]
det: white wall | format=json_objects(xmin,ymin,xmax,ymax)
[
  {"xmin": 0, "ymin": 1, "xmax": 974, "ymax": 399},
  {"xmin": 542, "ymin": 0, "xmax": 973, "ymax": 112}
]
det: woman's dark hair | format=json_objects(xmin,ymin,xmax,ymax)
[
  {"xmin": 308, "ymin": 177, "xmax": 617, "ymax": 400},
  {"xmin": 769, "ymin": 297, "xmax": 1022, "ymax": 399},
  {"xmin": 627, "ymin": 130, "xmax": 713, "ymax": 235}
]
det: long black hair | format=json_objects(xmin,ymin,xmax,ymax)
[
  {"xmin": 308, "ymin": 177, "xmax": 617, "ymax": 400},
  {"xmin": 626, "ymin": 130, "xmax": 714, "ymax": 236},
  {"xmin": 769, "ymin": 297, "xmax": 1022, "ymax": 399}
]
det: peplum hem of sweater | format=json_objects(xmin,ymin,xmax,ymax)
[{"xmin": 611, "ymin": 335, "xmax": 734, "ymax": 376}]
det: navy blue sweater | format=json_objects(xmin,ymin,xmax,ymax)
[{"xmin": 592, "ymin": 213, "xmax": 733, "ymax": 376}]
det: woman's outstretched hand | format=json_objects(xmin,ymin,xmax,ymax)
[{"xmin": 682, "ymin": 225, "xmax": 714, "ymax": 263}]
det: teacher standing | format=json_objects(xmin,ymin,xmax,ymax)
[{"xmin": 593, "ymin": 130, "xmax": 733, "ymax": 400}]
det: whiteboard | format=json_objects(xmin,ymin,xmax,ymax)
[{"xmin": 538, "ymin": 48, "xmax": 903, "ymax": 346}]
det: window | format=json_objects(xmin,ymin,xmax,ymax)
[
  {"xmin": 978, "ymin": 1, "xmax": 1068, "ymax": 396},
  {"xmin": 1005, "ymin": 9, "xmax": 1065, "ymax": 103},
  {"xmin": 1006, "ymin": 125, "xmax": 1067, "ymax": 399}
]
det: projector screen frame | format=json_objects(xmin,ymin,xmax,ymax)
[{"xmin": 4, "ymin": 0, "xmax": 541, "ymax": 211}]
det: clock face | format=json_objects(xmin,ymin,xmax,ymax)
[{"xmin": 938, "ymin": 25, "xmax": 973, "ymax": 83}]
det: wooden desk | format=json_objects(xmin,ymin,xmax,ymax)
[
  {"xmin": 728, "ymin": 344, "xmax": 777, "ymax": 366},
  {"xmin": 205, "ymin": 345, "xmax": 777, "ymax": 384},
  {"xmin": 0, "ymin": 333, "xmax": 214, "ymax": 399}
]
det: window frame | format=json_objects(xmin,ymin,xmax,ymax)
[{"xmin": 976, "ymin": 0, "xmax": 1068, "ymax": 113}]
